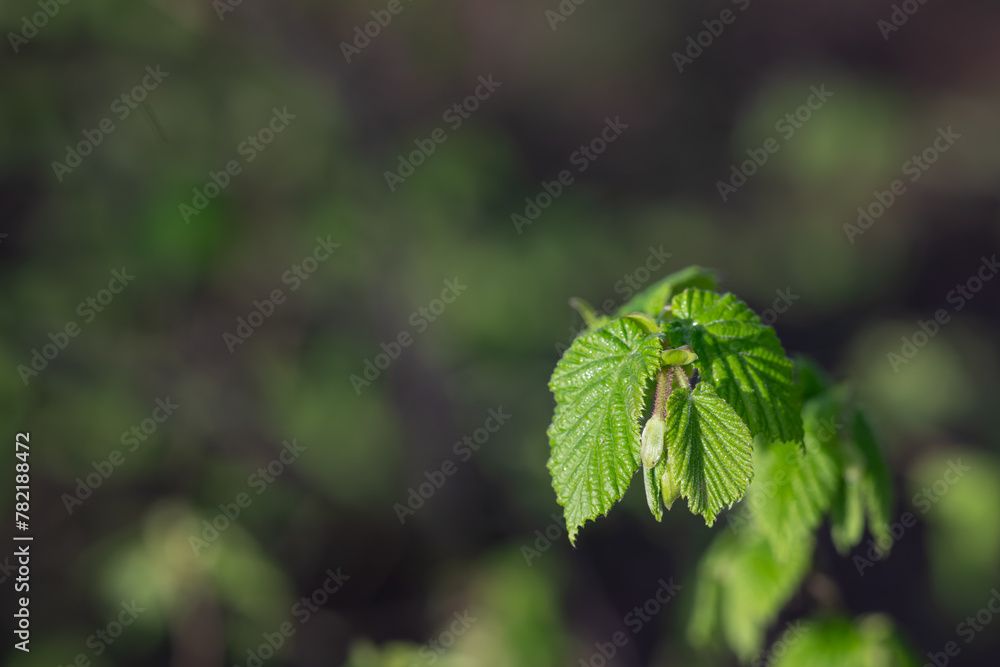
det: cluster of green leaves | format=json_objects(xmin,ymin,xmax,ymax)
[
  {"xmin": 688, "ymin": 365, "xmax": 895, "ymax": 658},
  {"xmin": 546, "ymin": 266, "xmax": 908, "ymax": 664},
  {"xmin": 548, "ymin": 267, "xmax": 804, "ymax": 541}
]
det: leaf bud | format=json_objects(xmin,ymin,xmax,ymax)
[
  {"xmin": 661, "ymin": 345, "xmax": 698, "ymax": 366},
  {"xmin": 640, "ymin": 415, "xmax": 666, "ymax": 468}
]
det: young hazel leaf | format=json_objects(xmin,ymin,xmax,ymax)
[
  {"xmin": 747, "ymin": 439, "xmax": 839, "ymax": 558},
  {"xmin": 613, "ymin": 265, "xmax": 718, "ymax": 320},
  {"xmin": 643, "ymin": 447, "xmax": 679, "ymax": 523},
  {"xmin": 664, "ymin": 382, "xmax": 754, "ymax": 525},
  {"xmin": 661, "ymin": 466, "xmax": 680, "ymax": 510},
  {"xmin": 831, "ymin": 410, "xmax": 894, "ymax": 553},
  {"xmin": 852, "ymin": 411, "xmax": 895, "ymax": 546},
  {"xmin": 547, "ymin": 318, "xmax": 663, "ymax": 543},
  {"xmin": 831, "ymin": 465, "xmax": 866, "ymax": 553},
  {"xmin": 688, "ymin": 531, "xmax": 814, "ymax": 658},
  {"xmin": 546, "ymin": 274, "xmax": 902, "ymax": 656},
  {"xmin": 661, "ymin": 346, "xmax": 698, "ymax": 366},
  {"xmin": 644, "ymin": 462, "xmax": 666, "ymax": 522},
  {"xmin": 768, "ymin": 615, "xmax": 921, "ymax": 667},
  {"xmin": 793, "ymin": 382, "xmax": 896, "ymax": 554},
  {"xmin": 667, "ymin": 289, "xmax": 802, "ymax": 442}
]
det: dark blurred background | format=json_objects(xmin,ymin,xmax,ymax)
[{"xmin": 1, "ymin": 0, "xmax": 999, "ymax": 665}]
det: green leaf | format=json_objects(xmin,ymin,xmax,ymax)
[
  {"xmin": 660, "ymin": 346, "xmax": 698, "ymax": 366},
  {"xmin": 721, "ymin": 536, "xmax": 813, "ymax": 658},
  {"xmin": 853, "ymin": 411, "xmax": 894, "ymax": 547},
  {"xmin": 689, "ymin": 531, "xmax": 813, "ymax": 658},
  {"xmin": 731, "ymin": 389, "xmax": 845, "ymax": 555},
  {"xmin": 795, "ymin": 387, "xmax": 865, "ymax": 553},
  {"xmin": 746, "ymin": 438, "xmax": 839, "ymax": 558},
  {"xmin": 547, "ymin": 318, "xmax": 664, "ymax": 543},
  {"xmin": 566, "ymin": 266, "xmax": 717, "ymax": 335},
  {"xmin": 831, "ymin": 466, "xmax": 866, "ymax": 553},
  {"xmin": 613, "ymin": 265, "xmax": 718, "ymax": 320},
  {"xmin": 661, "ymin": 465, "xmax": 680, "ymax": 510},
  {"xmin": 643, "ymin": 462, "xmax": 665, "ymax": 522},
  {"xmin": 667, "ymin": 289, "xmax": 802, "ymax": 442},
  {"xmin": 664, "ymin": 381, "xmax": 754, "ymax": 526},
  {"xmin": 768, "ymin": 615, "xmax": 920, "ymax": 667},
  {"xmin": 829, "ymin": 408, "xmax": 894, "ymax": 554},
  {"xmin": 623, "ymin": 312, "xmax": 658, "ymax": 334},
  {"xmin": 687, "ymin": 532, "xmax": 727, "ymax": 646},
  {"xmin": 780, "ymin": 393, "xmax": 845, "ymax": 527}
]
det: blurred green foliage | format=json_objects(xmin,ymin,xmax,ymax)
[{"xmin": 1, "ymin": 0, "xmax": 999, "ymax": 665}]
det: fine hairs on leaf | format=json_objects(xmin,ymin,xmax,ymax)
[{"xmin": 545, "ymin": 266, "xmax": 906, "ymax": 664}]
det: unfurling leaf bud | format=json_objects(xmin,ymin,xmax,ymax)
[
  {"xmin": 640, "ymin": 415, "xmax": 666, "ymax": 468},
  {"xmin": 661, "ymin": 345, "xmax": 698, "ymax": 366},
  {"xmin": 661, "ymin": 466, "xmax": 680, "ymax": 510}
]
